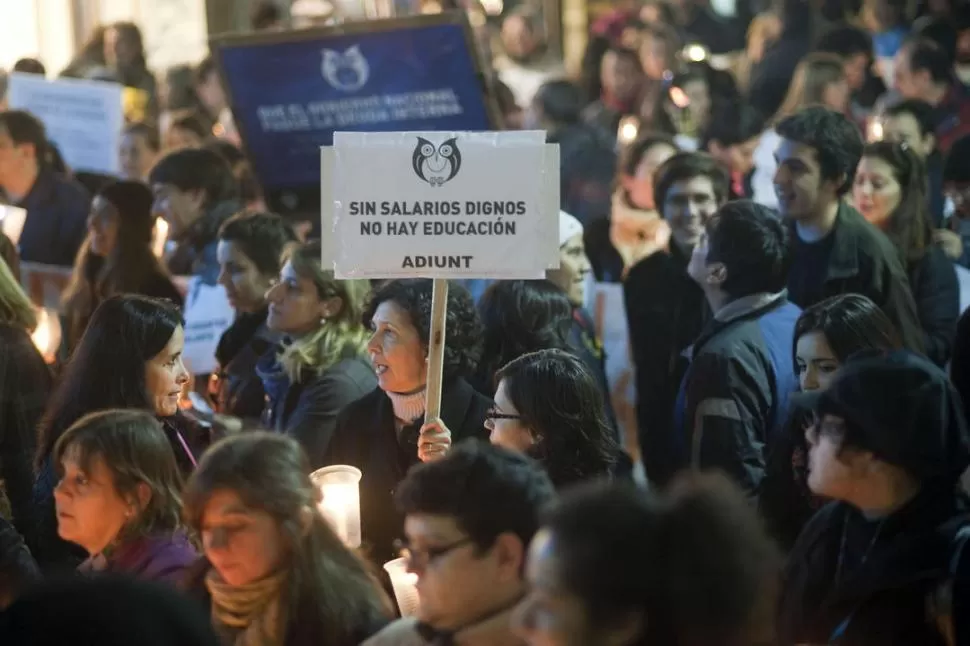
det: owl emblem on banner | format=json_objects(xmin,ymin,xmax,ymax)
[
  {"xmin": 412, "ymin": 137, "xmax": 462, "ymax": 187},
  {"xmin": 320, "ymin": 45, "xmax": 369, "ymax": 92}
]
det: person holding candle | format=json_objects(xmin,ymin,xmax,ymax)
[
  {"xmin": 324, "ymin": 279, "xmax": 491, "ymax": 565},
  {"xmin": 211, "ymin": 212, "xmax": 297, "ymax": 423},
  {"xmin": 256, "ymin": 240, "xmax": 376, "ymax": 465},
  {"xmin": 62, "ymin": 180, "xmax": 183, "ymax": 356},
  {"xmin": 364, "ymin": 440, "xmax": 555, "ymax": 646},
  {"xmin": 489, "ymin": 349, "xmax": 621, "ymax": 489},
  {"xmin": 0, "ymin": 252, "xmax": 51, "ymax": 542},
  {"xmin": 53, "ymin": 409, "xmax": 196, "ymax": 584},
  {"xmin": 183, "ymin": 432, "xmax": 392, "ymax": 646},
  {"xmin": 30, "ymin": 295, "xmax": 203, "ymax": 572}
]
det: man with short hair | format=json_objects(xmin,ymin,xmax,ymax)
[
  {"xmin": 363, "ymin": 440, "xmax": 555, "ymax": 646},
  {"xmin": 676, "ymin": 199, "xmax": 801, "ymax": 495},
  {"xmin": 148, "ymin": 147, "xmax": 240, "ymax": 280},
  {"xmin": 773, "ymin": 106, "xmax": 923, "ymax": 352},
  {"xmin": 0, "ymin": 110, "xmax": 89, "ymax": 266},
  {"xmin": 893, "ymin": 38, "xmax": 970, "ymax": 153},
  {"xmin": 621, "ymin": 152, "xmax": 729, "ymax": 486}
]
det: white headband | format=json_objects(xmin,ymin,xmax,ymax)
[{"xmin": 559, "ymin": 211, "xmax": 583, "ymax": 246}]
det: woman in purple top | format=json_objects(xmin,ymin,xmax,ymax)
[{"xmin": 53, "ymin": 409, "xmax": 197, "ymax": 585}]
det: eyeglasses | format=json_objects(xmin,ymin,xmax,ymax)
[
  {"xmin": 394, "ymin": 536, "xmax": 474, "ymax": 569},
  {"xmin": 485, "ymin": 408, "xmax": 522, "ymax": 422}
]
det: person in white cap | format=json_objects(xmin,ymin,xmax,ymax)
[{"xmin": 547, "ymin": 211, "xmax": 624, "ymax": 452}]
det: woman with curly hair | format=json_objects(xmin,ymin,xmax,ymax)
[
  {"xmin": 323, "ymin": 279, "xmax": 491, "ymax": 564},
  {"xmin": 489, "ymin": 349, "xmax": 619, "ymax": 489},
  {"xmin": 256, "ymin": 240, "xmax": 375, "ymax": 467}
]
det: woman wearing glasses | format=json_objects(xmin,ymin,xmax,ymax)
[
  {"xmin": 183, "ymin": 433, "xmax": 391, "ymax": 646},
  {"xmin": 488, "ymin": 348, "xmax": 620, "ymax": 488}
]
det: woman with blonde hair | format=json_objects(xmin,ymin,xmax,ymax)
[
  {"xmin": 0, "ymin": 252, "xmax": 51, "ymax": 540},
  {"xmin": 256, "ymin": 240, "xmax": 376, "ymax": 468},
  {"xmin": 751, "ymin": 53, "xmax": 851, "ymax": 208},
  {"xmin": 183, "ymin": 432, "xmax": 391, "ymax": 646}
]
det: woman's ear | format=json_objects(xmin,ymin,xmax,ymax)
[
  {"xmin": 318, "ymin": 295, "xmax": 344, "ymax": 320},
  {"xmin": 132, "ymin": 482, "xmax": 153, "ymax": 515}
]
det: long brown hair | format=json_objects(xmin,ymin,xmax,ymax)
[
  {"xmin": 182, "ymin": 433, "xmax": 392, "ymax": 642},
  {"xmin": 62, "ymin": 181, "xmax": 173, "ymax": 350},
  {"xmin": 772, "ymin": 53, "xmax": 846, "ymax": 125}
]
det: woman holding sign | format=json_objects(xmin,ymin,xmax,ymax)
[
  {"xmin": 255, "ymin": 241, "xmax": 376, "ymax": 468},
  {"xmin": 324, "ymin": 279, "xmax": 491, "ymax": 564}
]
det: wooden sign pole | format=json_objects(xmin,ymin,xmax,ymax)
[{"xmin": 424, "ymin": 278, "xmax": 449, "ymax": 422}]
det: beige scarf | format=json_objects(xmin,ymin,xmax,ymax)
[
  {"xmin": 206, "ymin": 568, "xmax": 289, "ymax": 646},
  {"xmin": 609, "ymin": 189, "xmax": 665, "ymax": 271}
]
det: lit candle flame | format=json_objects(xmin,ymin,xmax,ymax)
[
  {"xmin": 31, "ymin": 308, "xmax": 61, "ymax": 364},
  {"xmin": 152, "ymin": 219, "xmax": 169, "ymax": 258}
]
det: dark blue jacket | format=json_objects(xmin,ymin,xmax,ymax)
[
  {"xmin": 14, "ymin": 169, "xmax": 90, "ymax": 267},
  {"xmin": 673, "ymin": 291, "xmax": 801, "ymax": 495}
]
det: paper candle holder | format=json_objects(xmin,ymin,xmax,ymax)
[
  {"xmin": 310, "ymin": 464, "xmax": 362, "ymax": 548},
  {"xmin": 383, "ymin": 557, "xmax": 420, "ymax": 617}
]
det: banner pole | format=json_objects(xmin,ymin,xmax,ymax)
[{"xmin": 424, "ymin": 278, "xmax": 448, "ymax": 422}]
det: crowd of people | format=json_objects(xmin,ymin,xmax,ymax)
[{"xmin": 0, "ymin": 0, "xmax": 968, "ymax": 645}]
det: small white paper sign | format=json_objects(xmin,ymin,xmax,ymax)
[
  {"xmin": 181, "ymin": 277, "xmax": 235, "ymax": 376},
  {"xmin": 7, "ymin": 73, "xmax": 124, "ymax": 175},
  {"xmin": 0, "ymin": 205, "xmax": 27, "ymax": 244},
  {"xmin": 324, "ymin": 131, "xmax": 559, "ymax": 279}
]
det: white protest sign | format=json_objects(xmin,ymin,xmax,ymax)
[
  {"xmin": 323, "ymin": 131, "xmax": 559, "ymax": 279},
  {"xmin": 181, "ymin": 277, "xmax": 235, "ymax": 376},
  {"xmin": 7, "ymin": 73, "xmax": 123, "ymax": 175}
]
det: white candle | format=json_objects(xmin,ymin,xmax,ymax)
[
  {"xmin": 383, "ymin": 557, "xmax": 420, "ymax": 617},
  {"xmin": 30, "ymin": 308, "xmax": 61, "ymax": 364},
  {"xmin": 152, "ymin": 219, "xmax": 169, "ymax": 258},
  {"xmin": 310, "ymin": 465, "xmax": 362, "ymax": 547}
]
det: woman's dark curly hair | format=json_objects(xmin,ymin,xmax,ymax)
[
  {"xmin": 363, "ymin": 279, "xmax": 483, "ymax": 381},
  {"xmin": 495, "ymin": 349, "xmax": 618, "ymax": 488},
  {"xmin": 476, "ymin": 280, "xmax": 572, "ymax": 395}
]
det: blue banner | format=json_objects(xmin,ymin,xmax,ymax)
[{"xmin": 217, "ymin": 20, "xmax": 493, "ymax": 192}]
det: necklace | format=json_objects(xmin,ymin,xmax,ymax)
[{"xmin": 834, "ymin": 511, "xmax": 888, "ymax": 586}]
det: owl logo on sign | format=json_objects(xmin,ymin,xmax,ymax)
[
  {"xmin": 320, "ymin": 45, "xmax": 369, "ymax": 92},
  {"xmin": 412, "ymin": 137, "xmax": 462, "ymax": 187}
]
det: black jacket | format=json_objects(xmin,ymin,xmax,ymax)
[
  {"xmin": 909, "ymin": 245, "xmax": 959, "ymax": 367},
  {"xmin": 212, "ymin": 308, "xmax": 279, "ymax": 423},
  {"xmin": 11, "ymin": 169, "xmax": 90, "ymax": 267},
  {"xmin": 0, "ymin": 516, "xmax": 40, "ymax": 606},
  {"xmin": 779, "ymin": 488, "xmax": 970, "ymax": 646},
  {"xmin": 786, "ymin": 203, "xmax": 924, "ymax": 355},
  {"xmin": 258, "ymin": 351, "xmax": 377, "ymax": 470},
  {"xmin": 324, "ymin": 378, "xmax": 491, "ymax": 565},
  {"xmin": 622, "ymin": 245, "xmax": 707, "ymax": 485},
  {"xmin": 0, "ymin": 325, "xmax": 51, "ymax": 539}
]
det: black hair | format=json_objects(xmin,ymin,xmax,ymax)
[
  {"xmin": 944, "ymin": 134, "xmax": 970, "ymax": 184},
  {"xmin": 363, "ymin": 279, "xmax": 483, "ymax": 381},
  {"xmin": 13, "ymin": 58, "xmax": 46, "ymax": 75},
  {"xmin": 775, "ymin": 106, "xmax": 864, "ymax": 197},
  {"xmin": 162, "ymin": 65, "xmax": 198, "ymax": 112},
  {"xmin": 194, "ymin": 56, "xmax": 218, "ymax": 87},
  {"xmin": 860, "ymin": 141, "xmax": 933, "ymax": 267},
  {"xmin": 702, "ymin": 101, "xmax": 766, "ymax": 149},
  {"xmin": 148, "ymin": 148, "xmax": 239, "ymax": 209},
  {"xmin": 705, "ymin": 200, "xmax": 791, "ymax": 299},
  {"xmin": 251, "ymin": 0, "xmax": 283, "ymax": 29},
  {"xmin": 815, "ymin": 26, "xmax": 873, "ymax": 60},
  {"xmin": 535, "ymin": 474, "xmax": 781, "ymax": 646},
  {"xmin": 123, "ymin": 121, "xmax": 161, "ymax": 152},
  {"xmin": 913, "ymin": 17, "xmax": 958, "ymax": 65},
  {"xmin": 168, "ymin": 111, "xmax": 210, "ymax": 142},
  {"xmin": 652, "ymin": 151, "xmax": 730, "ymax": 213},
  {"xmin": 218, "ymin": 211, "xmax": 297, "ymax": 276},
  {"xmin": 477, "ymin": 280, "xmax": 571, "ymax": 395},
  {"xmin": 0, "ymin": 111, "xmax": 47, "ymax": 165},
  {"xmin": 0, "ymin": 575, "xmax": 221, "ymax": 646},
  {"xmin": 395, "ymin": 440, "xmax": 556, "ymax": 553},
  {"xmin": 37, "ymin": 295, "xmax": 183, "ymax": 467},
  {"xmin": 793, "ymin": 294, "xmax": 903, "ymax": 369},
  {"xmin": 620, "ymin": 133, "xmax": 678, "ymax": 177},
  {"xmin": 605, "ymin": 45, "xmax": 641, "ymax": 70},
  {"xmin": 204, "ymin": 140, "xmax": 262, "ymax": 204},
  {"xmin": 108, "ymin": 22, "xmax": 148, "ymax": 72},
  {"xmin": 904, "ymin": 38, "xmax": 955, "ymax": 83},
  {"xmin": 495, "ymin": 349, "xmax": 619, "ymax": 488},
  {"xmin": 884, "ymin": 99, "xmax": 938, "ymax": 138},
  {"xmin": 533, "ymin": 80, "xmax": 584, "ymax": 125}
]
